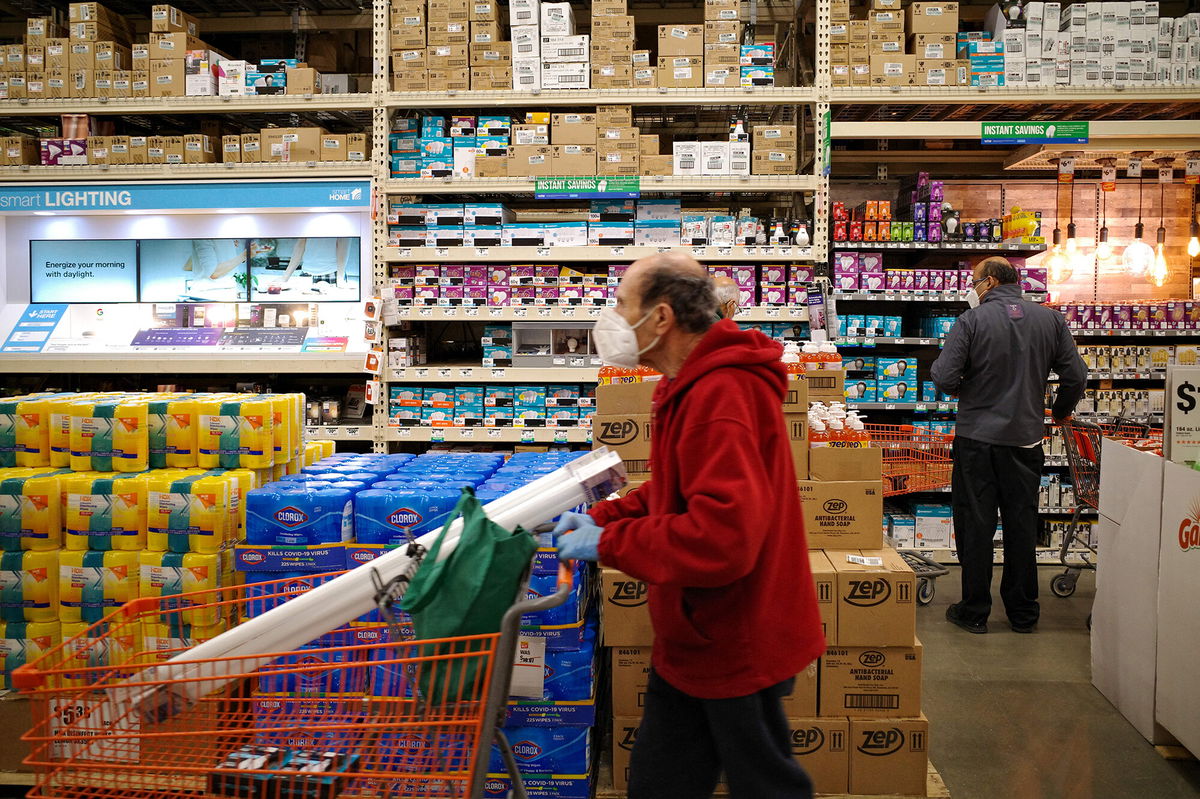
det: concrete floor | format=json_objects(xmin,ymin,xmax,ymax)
[{"xmin": 920, "ymin": 567, "xmax": 1200, "ymax": 799}]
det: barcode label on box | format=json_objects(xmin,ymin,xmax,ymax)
[
  {"xmin": 671, "ymin": 27, "xmax": 690, "ymax": 38},
  {"xmin": 846, "ymin": 694, "xmax": 900, "ymax": 709}
]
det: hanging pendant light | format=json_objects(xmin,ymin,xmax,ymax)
[
  {"xmin": 1188, "ymin": 185, "xmax": 1199, "ymax": 259},
  {"xmin": 1096, "ymin": 160, "xmax": 1114, "ymax": 260},
  {"xmin": 1148, "ymin": 175, "xmax": 1170, "ymax": 287},
  {"xmin": 1045, "ymin": 165, "xmax": 1073, "ymax": 283},
  {"xmin": 1123, "ymin": 162, "xmax": 1154, "ymax": 276}
]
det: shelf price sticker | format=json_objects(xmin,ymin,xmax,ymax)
[
  {"xmin": 1101, "ymin": 165, "xmax": 1117, "ymax": 192},
  {"xmin": 488, "ymin": 429, "xmax": 503, "ymax": 439},
  {"xmin": 521, "ymin": 430, "xmax": 535, "ymax": 443},
  {"xmin": 1057, "ymin": 157, "xmax": 1076, "ymax": 183},
  {"xmin": 49, "ymin": 699, "xmax": 139, "ymax": 762},
  {"xmin": 1187, "ymin": 159, "xmax": 1200, "ymax": 186},
  {"xmin": 431, "ymin": 430, "xmax": 445, "ymax": 442}
]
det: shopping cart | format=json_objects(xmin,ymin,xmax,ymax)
[
  {"xmin": 867, "ymin": 424, "xmax": 954, "ymax": 604},
  {"xmin": 12, "ymin": 548, "xmax": 573, "ymax": 799},
  {"xmin": 1050, "ymin": 418, "xmax": 1102, "ymax": 602}
]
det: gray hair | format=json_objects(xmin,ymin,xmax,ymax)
[
  {"xmin": 639, "ymin": 266, "xmax": 719, "ymax": 335},
  {"xmin": 978, "ymin": 256, "xmax": 1020, "ymax": 285}
]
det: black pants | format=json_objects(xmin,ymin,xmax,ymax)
[
  {"xmin": 951, "ymin": 435, "xmax": 1043, "ymax": 628},
  {"xmin": 628, "ymin": 668, "xmax": 813, "ymax": 799}
]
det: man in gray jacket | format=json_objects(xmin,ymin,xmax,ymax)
[{"xmin": 932, "ymin": 257, "xmax": 1086, "ymax": 634}]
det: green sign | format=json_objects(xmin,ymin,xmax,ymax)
[
  {"xmin": 822, "ymin": 108, "xmax": 832, "ymax": 177},
  {"xmin": 534, "ymin": 176, "xmax": 640, "ymax": 199},
  {"xmin": 981, "ymin": 121, "xmax": 1089, "ymax": 145}
]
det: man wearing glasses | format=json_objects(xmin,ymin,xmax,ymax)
[{"xmin": 931, "ymin": 257, "xmax": 1086, "ymax": 635}]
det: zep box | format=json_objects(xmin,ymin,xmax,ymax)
[
  {"xmin": 820, "ymin": 640, "xmax": 923, "ymax": 718},
  {"xmin": 600, "ymin": 567, "xmax": 652, "ymax": 646},
  {"xmin": 788, "ymin": 717, "xmax": 850, "ymax": 795},
  {"xmin": 827, "ymin": 548, "xmax": 915, "ymax": 646}
]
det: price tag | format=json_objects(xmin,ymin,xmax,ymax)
[
  {"xmin": 885, "ymin": 403, "xmax": 897, "ymax": 410},
  {"xmin": 554, "ymin": 430, "xmax": 568, "ymax": 443},
  {"xmin": 767, "ymin": 308, "xmax": 781, "ymax": 318},
  {"xmin": 537, "ymin": 307, "xmax": 552, "ymax": 318},
  {"xmin": 488, "ymin": 307, "xmax": 504, "ymax": 317},
  {"xmin": 569, "ymin": 356, "xmax": 586, "ymax": 367},
  {"xmin": 399, "ymin": 428, "xmax": 413, "ymax": 438},
  {"xmin": 460, "ymin": 427, "xmax": 475, "ymax": 438},
  {"xmin": 717, "ymin": 247, "xmax": 732, "ymax": 256},
  {"xmin": 431, "ymin": 429, "xmax": 445, "ymax": 442},
  {"xmin": 778, "ymin": 247, "xmax": 793, "ymax": 256},
  {"xmin": 587, "ymin": 307, "xmax": 602, "ymax": 318},
  {"xmin": 345, "ymin": 427, "xmax": 361, "ymax": 437},
  {"xmin": 657, "ymin": 247, "xmax": 672, "ymax": 253},
  {"xmin": 414, "ymin": 368, "xmax": 429, "ymax": 378},
  {"xmin": 488, "ymin": 429, "xmax": 503, "ymax": 438},
  {"xmin": 459, "ymin": 368, "xmax": 474, "ymax": 377},
  {"xmin": 464, "ymin": 307, "xmax": 479, "ymax": 317},
  {"xmin": 915, "ymin": 404, "xmax": 927, "ymax": 412},
  {"xmin": 514, "ymin": 308, "xmax": 528, "ymax": 318},
  {"xmin": 438, "ymin": 368, "xmax": 452, "ymax": 378},
  {"xmin": 491, "ymin": 368, "xmax": 506, "ymax": 378},
  {"xmin": 884, "ymin": 294, "xmax": 897, "ymax": 302},
  {"xmin": 444, "ymin": 306, "xmax": 459, "ymax": 317},
  {"xmin": 919, "ymin": 338, "xmax": 933, "ymax": 345},
  {"xmin": 475, "ymin": 247, "xmax": 490, "ymax": 256},
  {"xmin": 398, "ymin": 248, "xmax": 412, "ymax": 258},
  {"xmin": 435, "ymin": 248, "xmax": 449, "ymax": 256},
  {"xmin": 744, "ymin": 247, "xmax": 758, "ymax": 256},
  {"xmin": 536, "ymin": 247, "xmax": 551, "ymax": 257},
  {"xmin": 692, "ymin": 247, "xmax": 706, "ymax": 257},
  {"xmin": 305, "ymin": 426, "xmax": 320, "ymax": 437},
  {"xmin": 521, "ymin": 430, "xmax": 535, "ymax": 443},
  {"xmin": 418, "ymin": 308, "xmax": 433, "ymax": 318},
  {"xmin": 863, "ymin": 338, "xmax": 876, "ymax": 347},
  {"xmin": 553, "ymin": 356, "xmax": 566, "ymax": 365},
  {"xmin": 610, "ymin": 246, "xmax": 625, "ymax": 256}
]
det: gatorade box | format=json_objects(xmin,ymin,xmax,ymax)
[
  {"xmin": 59, "ymin": 549, "xmax": 140, "ymax": 624},
  {"xmin": 0, "ymin": 469, "xmax": 64, "ymax": 551},
  {"xmin": 1, "ymin": 548, "xmax": 59, "ymax": 622},
  {"xmin": 62, "ymin": 472, "xmax": 148, "ymax": 551},
  {"xmin": 0, "ymin": 619, "xmax": 60, "ymax": 689}
]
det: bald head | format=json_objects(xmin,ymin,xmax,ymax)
[{"xmin": 617, "ymin": 252, "xmax": 718, "ymax": 335}]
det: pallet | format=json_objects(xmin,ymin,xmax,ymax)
[
  {"xmin": 594, "ymin": 759, "xmax": 949, "ymax": 799},
  {"xmin": 1155, "ymin": 745, "xmax": 1198, "ymax": 762}
]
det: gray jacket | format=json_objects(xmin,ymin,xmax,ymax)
[{"xmin": 931, "ymin": 283, "xmax": 1086, "ymax": 446}]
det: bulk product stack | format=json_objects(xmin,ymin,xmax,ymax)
[
  {"xmin": 595, "ymin": 360, "xmax": 932, "ymax": 796},
  {"xmin": 388, "ymin": 0, "xmax": 783, "ymax": 92},
  {"xmin": 388, "ymin": 109, "xmax": 797, "ymax": 179},
  {"xmin": 0, "ymin": 390, "xmax": 315, "ymax": 689}
]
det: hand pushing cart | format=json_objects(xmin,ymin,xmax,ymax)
[{"xmin": 13, "ymin": 548, "xmax": 574, "ymax": 799}]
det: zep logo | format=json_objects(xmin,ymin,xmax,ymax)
[
  {"xmin": 597, "ymin": 418, "xmax": 639, "ymax": 445},
  {"xmin": 609, "ymin": 579, "xmax": 648, "ymax": 607},
  {"xmin": 618, "ymin": 725, "xmax": 639, "ymax": 751},
  {"xmin": 273, "ymin": 507, "xmax": 309, "ymax": 528},
  {"xmin": 823, "ymin": 498, "xmax": 848, "ymax": 514},
  {"xmin": 858, "ymin": 650, "xmax": 886, "ymax": 667},
  {"xmin": 857, "ymin": 728, "xmax": 905, "ymax": 756},
  {"xmin": 511, "ymin": 741, "xmax": 542, "ymax": 761},
  {"xmin": 790, "ymin": 726, "xmax": 825, "ymax": 755},
  {"xmin": 1178, "ymin": 500, "xmax": 1200, "ymax": 551},
  {"xmin": 846, "ymin": 578, "xmax": 891, "ymax": 606},
  {"xmin": 388, "ymin": 508, "xmax": 422, "ymax": 529}
]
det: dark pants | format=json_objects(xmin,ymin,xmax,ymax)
[
  {"xmin": 951, "ymin": 435, "xmax": 1043, "ymax": 628},
  {"xmin": 628, "ymin": 668, "xmax": 813, "ymax": 799}
]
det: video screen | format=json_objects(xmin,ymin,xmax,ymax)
[
  {"xmin": 30, "ymin": 239, "xmax": 138, "ymax": 303},
  {"xmin": 248, "ymin": 237, "xmax": 362, "ymax": 302},
  {"xmin": 139, "ymin": 238, "xmax": 250, "ymax": 303}
]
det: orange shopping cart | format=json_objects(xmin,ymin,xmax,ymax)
[
  {"xmin": 12, "ymin": 547, "xmax": 574, "ymax": 799},
  {"xmin": 865, "ymin": 424, "xmax": 954, "ymax": 605}
]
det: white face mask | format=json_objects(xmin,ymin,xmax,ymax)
[
  {"xmin": 965, "ymin": 287, "xmax": 981, "ymax": 309},
  {"xmin": 593, "ymin": 306, "xmax": 659, "ymax": 368}
]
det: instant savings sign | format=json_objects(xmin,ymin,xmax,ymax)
[{"xmin": 0, "ymin": 180, "xmax": 371, "ymax": 212}]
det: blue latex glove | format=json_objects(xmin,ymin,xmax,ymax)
[{"xmin": 553, "ymin": 512, "xmax": 603, "ymax": 562}]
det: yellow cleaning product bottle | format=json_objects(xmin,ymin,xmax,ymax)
[
  {"xmin": 62, "ymin": 472, "xmax": 147, "ymax": 551},
  {"xmin": 138, "ymin": 549, "xmax": 225, "ymax": 628},
  {"xmin": 59, "ymin": 549, "xmax": 140, "ymax": 624},
  {"xmin": 14, "ymin": 395, "xmax": 54, "ymax": 468},
  {"xmin": 0, "ymin": 620, "xmax": 60, "ymax": 689},
  {"xmin": 146, "ymin": 471, "xmax": 230, "ymax": 553},
  {"xmin": 148, "ymin": 396, "xmax": 199, "ymax": 469},
  {"xmin": 0, "ymin": 469, "xmax": 64, "ymax": 551},
  {"xmin": 1, "ymin": 548, "xmax": 60, "ymax": 623},
  {"xmin": 197, "ymin": 396, "xmax": 275, "ymax": 470}
]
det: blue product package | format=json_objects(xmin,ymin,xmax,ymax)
[
  {"xmin": 876, "ymin": 357, "xmax": 913, "ymax": 378},
  {"xmin": 521, "ymin": 564, "xmax": 584, "ymax": 627},
  {"xmin": 488, "ymin": 727, "xmax": 591, "ymax": 775},
  {"xmin": 375, "ymin": 729, "xmax": 474, "ymax": 776},
  {"xmin": 257, "ymin": 644, "xmax": 364, "ymax": 695},
  {"xmin": 355, "ymin": 488, "xmax": 460, "ymax": 545},
  {"xmin": 252, "ymin": 696, "xmax": 366, "ymax": 750},
  {"xmin": 540, "ymin": 615, "xmax": 598, "ymax": 701},
  {"xmin": 883, "ymin": 316, "xmax": 903, "ymax": 337},
  {"xmin": 244, "ymin": 572, "xmax": 335, "ymax": 618},
  {"xmin": 920, "ymin": 382, "xmax": 937, "ymax": 402},
  {"xmin": 245, "ymin": 486, "xmax": 354, "ymax": 546},
  {"xmin": 326, "ymin": 480, "xmax": 370, "ymax": 494}
]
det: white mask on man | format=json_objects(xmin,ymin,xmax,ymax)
[
  {"xmin": 592, "ymin": 306, "xmax": 660, "ymax": 368},
  {"xmin": 965, "ymin": 287, "xmax": 982, "ymax": 309}
]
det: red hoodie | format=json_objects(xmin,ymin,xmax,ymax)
[{"xmin": 591, "ymin": 319, "xmax": 826, "ymax": 699}]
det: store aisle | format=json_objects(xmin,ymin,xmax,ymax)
[{"xmin": 920, "ymin": 568, "xmax": 1200, "ymax": 799}]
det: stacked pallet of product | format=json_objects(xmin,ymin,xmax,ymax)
[{"xmin": 596, "ymin": 366, "xmax": 931, "ymax": 796}]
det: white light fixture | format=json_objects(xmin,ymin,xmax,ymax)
[
  {"xmin": 1188, "ymin": 186, "xmax": 1199, "ymax": 259},
  {"xmin": 1148, "ymin": 177, "xmax": 1170, "ymax": 287},
  {"xmin": 1122, "ymin": 169, "xmax": 1153, "ymax": 276},
  {"xmin": 1096, "ymin": 164, "xmax": 1114, "ymax": 260},
  {"xmin": 1045, "ymin": 170, "xmax": 1073, "ymax": 284}
]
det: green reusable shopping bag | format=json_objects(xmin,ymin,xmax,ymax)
[{"xmin": 400, "ymin": 487, "xmax": 537, "ymax": 704}]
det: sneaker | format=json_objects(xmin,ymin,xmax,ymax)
[
  {"xmin": 946, "ymin": 603, "xmax": 987, "ymax": 634},
  {"xmin": 1010, "ymin": 621, "xmax": 1037, "ymax": 634}
]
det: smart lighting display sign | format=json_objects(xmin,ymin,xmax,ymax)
[
  {"xmin": 30, "ymin": 240, "xmax": 138, "ymax": 303},
  {"xmin": 0, "ymin": 181, "xmax": 371, "ymax": 212}
]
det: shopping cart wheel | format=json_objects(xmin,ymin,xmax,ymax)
[
  {"xmin": 1051, "ymin": 572, "xmax": 1077, "ymax": 598},
  {"xmin": 916, "ymin": 578, "xmax": 935, "ymax": 606}
]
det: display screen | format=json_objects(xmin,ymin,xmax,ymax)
[
  {"xmin": 30, "ymin": 239, "xmax": 139, "ymax": 303},
  {"xmin": 139, "ymin": 238, "xmax": 250, "ymax": 303},
  {"xmin": 248, "ymin": 237, "xmax": 362, "ymax": 302},
  {"xmin": 28, "ymin": 236, "xmax": 363, "ymax": 304}
]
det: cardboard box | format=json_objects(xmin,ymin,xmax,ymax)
[
  {"xmin": 149, "ymin": 32, "xmax": 204, "ymax": 59},
  {"xmin": 611, "ymin": 646, "xmax": 651, "ymax": 716},
  {"xmin": 1156, "ymin": 461, "xmax": 1200, "ymax": 756},
  {"xmin": 471, "ymin": 66, "xmax": 511, "ymax": 89},
  {"xmin": 659, "ymin": 24, "xmax": 704, "ymax": 56},
  {"xmin": 633, "ymin": 66, "xmax": 657, "ymax": 87},
  {"xmin": 428, "ymin": 43, "xmax": 469, "ymax": 69},
  {"xmin": 915, "ymin": 57, "xmax": 960, "ymax": 85},
  {"xmin": 752, "ymin": 124, "xmax": 798, "ymax": 148},
  {"xmin": 821, "ymin": 641, "xmax": 923, "ymax": 718},
  {"xmin": 809, "ymin": 447, "xmax": 882, "ymax": 482},
  {"xmin": 751, "ymin": 149, "xmax": 797, "ymax": 175},
  {"xmin": 346, "ymin": 133, "xmax": 369, "ymax": 161},
  {"xmin": 777, "ymin": 660, "xmax": 820, "ymax": 717},
  {"xmin": 391, "ymin": 16, "xmax": 427, "ymax": 49},
  {"xmin": 182, "ymin": 133, "xmax": 215, "ymax": 163},
  {"xmin": 508, "ymin": 144, "xmax": 554, "ymax": 176},
  {"xmin": 68, "ymin": 40, "xmax": 93, "ymax": 70},
  {"xmin": 704, "ymin": 42, "xmax": 740, "ymax": 66},
  {"xmin": 785, "ymin": 412, "xmax": 809, "ymax": 479},
  {"xmin": 598, "ymin": 151, "xmax": 639, "ymax": 176},
  {"xmin": 868, "ymin": 9, "xmax": 905, "ymax": 32},
  {"xmin": 152, "ymin": 5, "xmax": 200, "ymax": 35},
  {"xmin": 551, "ymin": 144, "xmax": 597, "ymax": 175},
  {"xmin": 221, "ymin": 134, "xmax": 241, "ymax": 163},
  {"xmin": 551, "ymin": 112, "xmax": 596, "ymax": 144},
  {"xmin": 428, "ymin": 67, "xmax": 470, "ymax": 91},
  {"xmin": 796, "ymin": 480, "xmax": 884, "ymax": 549},
  {"xmin": 592, "ymin": 0, "xmax": 627, "ymax": 15},
  {"xmin": 910, "ymin": 32, "xmax": 956, "ymax": 58},
  {"xmin": 106, "ymin": 134, "xmax": 129, "ymax": 164},
  {"xmin": 261, "ymin": 127, "xmax": 324, "ymax": 162},
  {"xmin": 470, "ymin": 41, "xmax": 511, "ymax": 66},
  {"xmin": 601, "ymin": 568, "xmax": 653, "ymax": 645},
  {"xmin": 596, "ymin": 104, "xmax": 633, "ymax": 127},
  {"xmin": 471, "ymin": 0, "xmax": 498, "ymax": 20},
  {"xmin": 638, "ymin": 134, "xmax": 660, "ymax": 156},
  {"xmin": 596, "ymin": 379, "xmax": 657, "ymax": 413},
  {"xmin": 94, "ymin": 41, "xmax": 131, "ymax": 70},
  {"xmin": 705, "ymin": 20, "xmax": 742, "ymax": 44},
  {"xmin": 285, "ymin": 67, "xmax": 320, "ymax": 94},
  {"xmin": 46, "ymin": 39, "xmax": 69, "ymax": 70},
  {"xmin": 592, "ymin": 63, "xmax": 633, "ymax": 88},
  {"xmin": 657, "ymin": 56, "xmax": 703, "ymax": 87},
  {"xmin": 870, "ymin": 53, "xmax": 916, "ymax": 85},
  {"xmin": 806, "ymin": 369, "xmax": 845, "ymax": 403},
  {"xmin": 809, "ymin": 549, "xmax": 837, "ymax": 644},
  {"xmin": 128, "ymin": 135, "xmax": 149, "ymax": 162},
  {"xmin": 0, "ymin": 695, "xmax": 31, "ymax": 772},
  {"xmin": 471, "ymin": 20, "xmax": 503, "ymax": 44},
  {"xmin": 0, "ymin": 136, "xmax": 39, "ymax": 166},
  {"xmin": 613, "ymin": 716, "xmax": 640, "ymax": 792},
  {"xmin": 790, "ymin": 717, "xmax": 850, "ymax": 794},
  {"xmin": 319, "ymin": 133, "xmax": 347, "ymax": 161},
  {"xmin": 828, "ymin": 548, "xmax": 915, "ymax": 647},
  {"xmin": 848, "ymin": 716, "xmax": 929, "ymax": 796},
  {"xmin": 6, "ymin": 74, "xmax": 27, "ymax": 99},
  {"xmin": 392, "ymin": 69, "xmax": 428, "ymax": 91},
  {"xmin": 131, "ymin": 68, "xmax": 149, "ymax": 97},
  {"xmin": 149, "ymin": 57, "xmax": 184, "ymax": 95},
  {"xmin": 907, "ymin": 1, "xmax": 959, "ymax": 33},
  {"xmin": 705, "ymin": 0, "xmax": 741, "ymax": 20},
  {"xmin": 70, "ymin": 68, "xmax": 95, "ymax": 97},
  {"xmin": 428, "ymin": 20, "xmax": 470, "ymax": 46},
  {"xmin": 641, "ymin": 154, "xmax": 672, "ymax": 175}
]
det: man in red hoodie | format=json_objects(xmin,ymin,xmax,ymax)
[{"xmin": 555, "ymin": 253, "xmax": 824, "ymax": 799}]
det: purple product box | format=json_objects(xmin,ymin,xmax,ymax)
[
  {"xmin": 789, "ymin": 285, "xmax": 809, "ymax": 304},
  {"xmin": 860, "ymin": 271, "xmax": 885, "ymax": 291},
  {"xmin": 1078, "ymin": 304, "xmax": 1095, "ymax": 329},
  {"xmin": 391, "ymin": 265, "xmax": 417, "ymax": 279},
  {"xmin": 928, "ymin": 272, "xmax": 944, "ymax": 291},
  {"xmin": 927, "ymin": 224, "xmax": 942, "ymax": 243},
  {"xmin": 789, "ymin": 266, "xmax": 814, "ymax": 283},
  {"xmin": 536, "ymin": 286, "xmax": 560, "ymax": 300},
  {"xmin": 913, "ymin": 203, "xmax": 927, "ymax": 223},
  {"xmin": 559, "ymin": 286, "xmax": 583, "ymax": 300},
  {"xmin": 927, "ymin": 203, "xmax": 942, "ymax": 223},
  {"xmin": 1060, "ymin": 305, "xmax": 1079, "ymax": 328},
  {"xmin": 762, "ymin": 265, "xmax": 787, "ymax": 282},
  {"xmin": 834, "ymin": 252, "xmax": 860, "ymax": 271},
  {"xmin": 442, "ymin": 265, "xmax": 466, "ymax": 279},
  {"xmin": 929, "ymin": 181, "xmax": 944, "ymax": 202},
  {"xmin": 512, "ymin": 286, "xmax": 537, "ymax": 304},
  {"xmin": 465, "ymin": 284, "xmax": 488, "ymax": 300},
  {"xmin": 835, "ymin": 275, "xmax": 858, "ymax": 291},
  {"xmin": 488, "ymin": 266, "xmax": 511, "ymax": 283},
  {"xmin": 39, "ymin": 138, "xmax": 88, "ymax": 165},
  {"xmin": 761, "ymin": 284, "xmax": 787, "ymax": 305},
  {"xmin": 415, "ymin": 264, "xmax": 439, "ymax": 279},
  {"xmin": 916, "ymin": 171, "xmax": 929, "ymax": 188},
  {"xmin": 1131, "ymin": 304, "xmax": 1150, "ymax": 330},
  {"xmin": 914, "ymin": 225, "xmax": 928, "ymax": 242},
  {"xmin": 708, "ymin": 265, "xmax": 734, "ymax": 280},
  {"xmin": 415, "ymin": 285, "xmax": 439, "ymax": 300},
  {"xmin": 1148, "ymin": 304, "xmax": 1165, "ymax": 329},
  {"xmin": 440, "ymin": 285, "xmax": 465, "ymax": 300},
  {"xmin": 915, "ymin": 271, "xmax": 931, "ymax": 291},
  {"xmin": 1111, "ymin": 304, "xmax": 1129, "ymax": 329},
  {"xmin": 392, "ymin": 286, "xmax": 415, "ymax": 301},
  {"xmin": 859, "ymin": 252, "xmax": 884, "ymax": 271},
  {"xmin": 1098, "ymin": 305, "xmax": 1113, "ymax": 328},
  {"xmin": 738, "ymin": 288, "xmax": 756, "ymax": 306},
  {"xmin": 489, "ymin": 287, "xmax": 512, "ymax": 305},
  {"xmin": 941, "ymin": 271, "xmax": 956, "ymax": 291},
  {"xmin": 901, "ymin": 272, "xmax": 917, "ymax": 290},
  {"xmin": 536, "ymin": 265, "xmax": 558, "ymax": 280},
  {"xmin": 465, "ymin": 265, "xmax": 488, "ymax": 283},
  {"xmin": 730, "ymin": 266, "xmax": 756, "ymax": 285},
  {"xmin": 510, "ymin": 265, "xmax": 536, "ymax": 280},
  {"xmin": 1167, "ymin": 303, "xmax": 1185, "ymax": 329},
  {"xmin": 610, "ymin": 264, "xmax": 629, "ymax": 278},
  {"xmin": 885, "ymin": 271, "xmax": 902, "ymax": 290}
]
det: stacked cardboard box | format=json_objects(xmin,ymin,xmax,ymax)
[
  {"xmin": 591, "ymin": 0, "xmax": 636, "ymax": 88},
  {"xmin": 829, "ymin": 0, "xmax": 963, "ymax": 87}
]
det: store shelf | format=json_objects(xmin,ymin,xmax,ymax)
[
  {"xmin": 385, "ymin": 305, "xmax": 808, "ymax": 322},
  {"xmin": 0, "ymin": 353, "xmax": 364, "ymax": 374},
  {"xmin": 837, "ymin": 336, "xmax": 946, "ymax": 347},
  {"xmin": 385, "ymin": 426, "xmax": 592, "ymax": 443},
  {"xmin": 385, "ymin": 175, "xmax": 819, "ymax": 194},
  {"xmin": 382, "ymin": 245, "xmax": 816, "ymax": 262},
  {"xmin": 1067, "ymin": 329, "xmax": 1197, "ymax": 337},
  {"xmin": 304, "ymin": 425, "xmax": 374, "ymax": 442},
  {"xmin": 849, "ymin": 401, "xmax": 958, "ymax": 411},
  {"xmin": 834, "ymin": 290, "xmax": 1047, "ymax": 303},
  {"xmin": 1044, "ymin": 456, "xmax": 1069, "ymax": 467},
  {"xmin": 829, "ymin": 85, "xmax": 1200, "ymax": 105},
  {"xmin": 0, "ymin": 94, "xmax": 374, "ymax": 116},
  {"xmin": 1049, "ymin": 370, "xmax": 1168, "ymax": 381},
  {"xmin": 388, "ymin": 365, "xmax": 599, "ymax": 383},
  {"xmin": 384, "ymin": 86, "xmax": 818, "ymax": 109},
  {"xmin": 1041, "ymin": 507, "xmax": 1098, "ymax": 516},
  {"xmin": 832, "ymin": 241, "xmax": 1046, "ymax": 253},
  {"xmin": 0, "ymin": 163, "xmax": 372, "ymax": 181}
]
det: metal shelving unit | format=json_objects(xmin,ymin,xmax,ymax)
[
  {"xmin": 384, "ymin": 175, "xmax": 820, "ymax": 195},
  {"xmin": 381, "ymin": 245, "xmax": 817, "ymax": 262},
  {"xmin": 834, "ymin": 290, "xmax": 1048, "ymax": 303},
  {"xmin": 388, "ymin": 366, "xmax": 600, "ymax": 384},
  {"xmin": 386, "ymin": 305, "xmax": 808, "ymax": 322},
  {"xmin": 0, "ymin": 94, "xmax": 374, "ymax": 115},
  {"xmin": 0, "ymin": 353, "xmax": 363, "ymax": 375},
  {"xmin": 0, "ymin": 163, "xmax": 371, "ymax": 181},
  {"xmin": 385, "ymin": 426, "xmax": 593, "ymax": 443},
  {"xmin": 382, "ymin": 87, "xmax": 819, "ymax": 109}
]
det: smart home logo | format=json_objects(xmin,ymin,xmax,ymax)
[{"xmin": 328, "ymin": 186, "xmax": 364, "ymax": 202}]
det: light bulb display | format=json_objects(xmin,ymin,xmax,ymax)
[
  {"xmin": 1096, "ymin": 239, "xmax": 1114, "ymax": 260},
  {"xmin": 1046, "ymin": 246, "xmax": 1073, "ymax": 284},
  {"xmin": 1188, "ymin": 232, "xmax": 1200, "ymax": 258},
  {"xmin": 1149, "ymin": 243, "xmax": 1169, "ymax": 287},
  {"xmin": 1123, "ymin": 239, "xmax": 1154, "ymax": 276}
]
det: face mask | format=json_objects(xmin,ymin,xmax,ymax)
[
  {"xmin": 965, "ymin": 287, "xmax": 981, "ymax": 309},
  {"xmin": 593, "ymin": 306, "xmax": 659, "ymax": 368}
]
